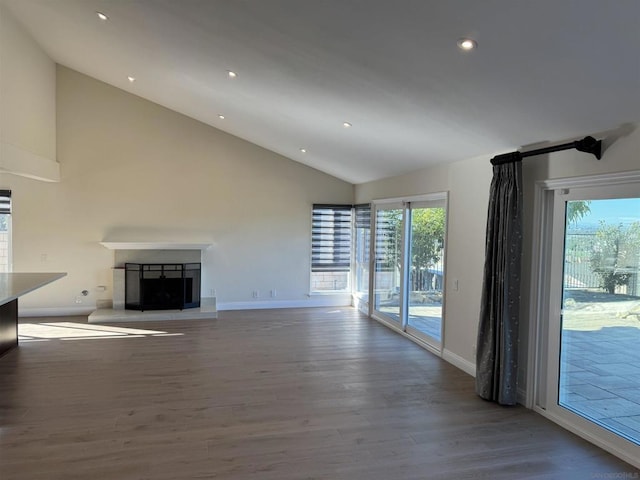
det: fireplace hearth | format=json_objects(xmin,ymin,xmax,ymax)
[{"xmin": 125, "ymin": 263, "xmax": 201, "ymax": 311}]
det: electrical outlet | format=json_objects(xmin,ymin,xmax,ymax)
[
  {"xmin": 252, "ymin": 290, "xmax": 259, "ymax": 298},
  {"xmin": 270, "ymin": 289, "xmax": 277, "ymax": 298},
  {"xmin": 75, "ymin": 296, "xmax": 83, "ymax": 304},
  {"xmin": 210, "ymin": 288, "xmax": 216, "ymax": 297}
]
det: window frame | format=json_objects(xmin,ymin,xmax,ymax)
[{"xmin": 0, "ymin": 189, "xmax": 12, "ymax": 273}]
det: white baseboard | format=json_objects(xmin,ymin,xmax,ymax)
[
  {"xmin": 534, "ymin": 406, "xmax": 640, "ymax": 470},
  {"xmin": 19, "ymin": 305, "xmax": 96, "ymax": 317},
  {"xmin": 442, "ymin": 348, "xmax": 476, "ymax": 377},
  {"xmin": 351, "ymin": 295, "xmax": 369, "ymax": 315},
  {"xmin": 217, "ymin": 295, "xmax": 351, "ymax": 311},
  {"xmin": 18, "ymin": 296, "xmax": 351, "ymax": 317},
  {"xmin": 438, "ymin": 352, "xmax": 527, "ymax": 405}
]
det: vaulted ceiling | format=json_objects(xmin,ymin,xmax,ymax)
[{"xmin": 4, "ymin": 0, "xmax": 640, "ymax": 183}]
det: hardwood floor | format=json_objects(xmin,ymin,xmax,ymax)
[{"xmin": 0, "ymin": 307, "xmax": 637, "ymax": 479}]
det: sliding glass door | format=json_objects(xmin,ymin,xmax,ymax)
[
  {"xmin": 373, "ymin": 203, "xmax": 404, "ymax": 325},
  {"xmin": 406, "ymin": 203, "xmax": 446, "ymax": 344},
  {"xmin": 372, "ymin": 195, "xmax": 447, "ymax": 349},
  {"xmin": 353, "ymin": 204, "xmax": 371, "ymax": 314},
  {"xmin": 539, "ymin": 181, "xmax": 640, "ymax": 466}
]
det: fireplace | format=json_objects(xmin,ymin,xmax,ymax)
[
  {"xmin": 99, "ymin": 242, "xmax": 213, "ymax": 313},
  {"xmin": 125, "ymin": 263, "xmax": 201, "ymax": 311}
]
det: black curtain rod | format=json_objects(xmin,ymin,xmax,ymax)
[{"xmin": 490, "ymin": 135, "xmax": 602, "ymax": 166}]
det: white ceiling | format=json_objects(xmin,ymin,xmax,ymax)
[{"xmin": 4, "ymin": 0, "xmax": 640, "ymax": 184}]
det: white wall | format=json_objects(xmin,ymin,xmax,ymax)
[
  {"xmin": 0, "ymin": 4, "xmax": 58, "ymax": 181},
  {"xmin": 3, "ymin": 66, "xmax": 353, "ymax": 312}
]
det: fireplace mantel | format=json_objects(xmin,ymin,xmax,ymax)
[{"xmin": 100, "ymin": 242, "xmax": 212, "ymax": 251}]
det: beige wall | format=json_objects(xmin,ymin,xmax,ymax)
[
  {"xmin": 0, "ymin": 4, "xmax": 58, "ymax": 181},
  {"xmin": 4, "ymin": 66, "xmax": 353, "ymax": 310},
  {"xmin": 355, "ymin": 124, "xmax": 640, "ymax": 387},
  {"xmin": 354, "ymin": 163, "xmax": 449, "ymax": 203},
  {"xmin": 355, "ymin": 154, "xmax": 493, "ymax": 373}
]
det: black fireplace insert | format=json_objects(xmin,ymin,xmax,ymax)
[{"xmin": 125, "ymin": 263, "xmax": 201, "ymax": 311}]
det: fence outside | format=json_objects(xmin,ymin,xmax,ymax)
[{"xmin": 565, "ymin": 231, "xmax": 639, "ymax": 296}]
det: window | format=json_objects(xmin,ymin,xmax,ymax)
[
  {"xmin": 0, "ymin": 190, "xmax": 11, "ymax": 272},
  {"xmin": 533, "ymin": 173, "xmax": 640, "ymax": 467},
  {"xmin": 371, "ymin": 194, "xmax": 448, "ymax": 349},
  {"xmin": 311, "ymin": 204, "xmax": 352, "ymax": 292},
  {"xmin": 354, "ymin": 204, "xmax": 371, "ymax": 296}
]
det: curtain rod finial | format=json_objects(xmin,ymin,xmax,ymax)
[{"xmin": 574, "ymin": 136, "xmax": 602, "ymax": 160}]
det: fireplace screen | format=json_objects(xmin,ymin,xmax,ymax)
[{"xmin": 125, "ymin": 263, "xmax": 201, "ymax": 311}]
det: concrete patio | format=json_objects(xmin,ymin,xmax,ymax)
[{"xmin": 560, "ymin": 290, "xmax": 640, "ymax": 444}]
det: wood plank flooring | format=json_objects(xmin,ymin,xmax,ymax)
[{"xmin": 0, "ymin": 307, "xmax": 638, "ymax": 479}]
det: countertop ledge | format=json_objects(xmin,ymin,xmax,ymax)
[{"xmin": 0, "ymin": 272, "xmax": 67, "ymax": 305}]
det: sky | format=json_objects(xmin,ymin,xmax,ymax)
[{"xmin": 575, "ymin": 197, "xmax": 640, "ymax": 228}]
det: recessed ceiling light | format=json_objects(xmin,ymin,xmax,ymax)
[
  {"xmin": 227, "ymin": 70, "xmax": 237, "ymax": 78},
  {"xmin": 457, "ymin": 38, "xmax": 477, "ymax": 51},
  {"xmin": 343, "ymin": 122, "xmax": 352, "ymax": 128},
  {"xmin": 96, "ymin": 11, "xmax": 109, "ymax": 21},
  {"xmin": 300, "ymin": 148, "xmax": 307, "ymax": 153},
  {"xmin": 218, "ymin": 114, "xmax": 225, "ymax": 120},
  {"xmin": 127, "ymin": 76, "xmax": 136, "ymax": 83}
]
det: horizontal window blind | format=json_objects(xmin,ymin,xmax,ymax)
[
  {"xmin": 375, "ymin": 209, "xmax": 400, "ymax": 272},
  {"xmin": 0, "ymin": 190, "xmax": 11, "ymax": 215},
  {"xmin": 312, "ymin": 204, "xmax": 352, "ymax": 272},
  {"xmin": 354, "ymin": 204, "xmax": 371, "ymax": 229}
]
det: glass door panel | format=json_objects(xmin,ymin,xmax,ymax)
[
  {"xmin": 354, "ymin": 204, "xmax": 371, "ymax": 314},
  {"xmin": 559, "ymin": 196, "xmax": 640, "ymax": 445},
  {"xmin": 541, "ymin": 183, "xmax": 640, "ymax": 467},
  {"xmin": 373, "ymin": 205, "xmax": 403, "ymax": 323},
  {"xmin": 406, "ymin": 206, "xmax": 445, "ymax": 343}
]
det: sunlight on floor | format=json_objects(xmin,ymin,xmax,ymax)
[{"xmin": 18, "ymin": 322, "xmax": 184, "ymax": 341}]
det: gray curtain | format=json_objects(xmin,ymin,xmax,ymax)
[{"xmin": 475, "ymin": 157, "xmax": 523, "ymax": 405}]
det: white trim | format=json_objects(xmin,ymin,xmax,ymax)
[
  {"xmin": 351, "ymin": 294, "xmax": 369, "ymax": 315},
  {"xmin": 88, "ymin": 305, "xmax": 217, "ymax": 323},
  {"xmin": 538, "ymin": 170, "xmax": 640, "ymax": 190},
  {"xmin": 406, "ymin": 325, "xmax": 442, "ymax": 351},
  {"xmin": 530, "ymin": 170, "xmax": 640, "ymax": 410},
  {"xmin": 100, "ymin": 242, "xmax": 212, "ymax": 250},
  {"xmin": 217, "ymin": 295, "xmax": 351, "ymax": 311},
  {"xmin": 372, "ymin": 191, "xmax": 447, "ymax": 205},
  {"xmin": 19, "ymin": 305, "xmax": 95, "ymax": 317},
  {"xmin": 442, "ymin": 348, "xmax": 476, "ymax": 377},
  {"xmin": 372, "ymin": 314, "xmax": 478, "ymax": 379},
  {"xmin": 530, "ymin": 171, "xmax": 640, "ymax": 466},
  {"xmin": 370, "ymin": 313, "xmax": 442, "ymax": 358},
  {"xmin": 19, "ymin": 296, "xmax": 351, "ymax": 317},
  {"xmin": 534, "ymin": 406, "xmax": 640, "ymax": 470}
]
